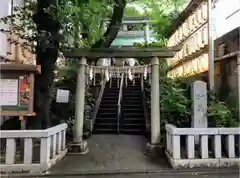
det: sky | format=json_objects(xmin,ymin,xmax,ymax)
[{"xmin": 127, "ymin": 0, "xmax": 191, "ymax": 16}]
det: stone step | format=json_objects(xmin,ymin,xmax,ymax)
[
  {"xmin": 93, "ymin": 128, "xmax": 145, "ymax": 135},
  {"xmin": 119, "ymin": 129, "xmax": 145, "ymax": 135},
  {"xmin": 97, "ymin": 113, "xmax": 117, "ymax": 118},
  {"xmin": 95, "ymin": 117, "xmax": 117, "ymax": 123},
  {"xmin": 93, "ymin": 128, "xmax": 118, "ymax": 134},
  {"xmin": 119, "ymin": 123, "xmax": 145, "ymax": 130},
  {"xmin": 122, "ymin": 101, "xmax": 142, "ymax": 105},
  {"xmin": 122, "ymin": 112, "xmax": 144, "ymax": 116},
  {"xmin": 98, "ymin": 108, "xmax": 117, "ymax": 113},
  {"xmin": 94, "ymin": 123, "xmax": 117, "ymax": 129},
  {"xmin": 121, "ymin": 117, "xmax": 145, "ymax": 124},
  {"xmin": 121, "ymin": 107, "xmax": 143, "ymax": 111}
]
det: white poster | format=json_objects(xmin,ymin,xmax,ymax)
[
  {"xmin": 0, "ymin": 79, "xmax": 18, "ymax": 106},
  {"xmin": 56, "ymin": 89, "xmax": 69, "ymax": 103}
]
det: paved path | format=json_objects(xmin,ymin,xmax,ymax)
[
  {"xmin": 43, "ymin": 174, "xmax": 239, "ymax": 178},
  {"xmin": 50, "ymin": 135, "xmax": 169, "ymax": 174},
  {"xmin": 5, "ymin": 172, "xmax": 239, "ymax": 178}
]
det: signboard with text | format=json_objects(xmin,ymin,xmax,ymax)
[
  {"xmin": 0, "ymin": 75, "xmax": 33, "ymax": 116},
  {"xmin": 0, "ymin": 64, "xmax": 40, "ymax": 116},
  {"xmin": 56, "ymin": 89, "xmax": 69, "ymax": 103},
  {"xmin": 0, "ymin": 79, "xmax": 19, "ymax": 106}
]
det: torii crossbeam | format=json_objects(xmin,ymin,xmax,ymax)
[{"xmin": 62, "ymin": 46, "xmax": 181, "ymax": 58}]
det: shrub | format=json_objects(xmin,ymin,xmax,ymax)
[{"xmin": 207, "ymin": 90, "xmax": 239, "ymax": 127}]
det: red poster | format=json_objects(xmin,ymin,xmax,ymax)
[
  {"xmin": 19, "ymin": 75, "xmax": 30, "ymax": 105},
  {"xmin": 20, "ymin": 79, "xmax": 27, "ymax": 92}
]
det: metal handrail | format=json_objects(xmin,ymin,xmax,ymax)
[
  {"xmin": 91, "ymin": 80, "xmax": 106, "ymax": 131},
  {"xmin": 141, "ymin": 75, "xmax": 150, "ymax": 134},
  {"xmin": 117, "ymin": 74, "xmax": 124, "ymax": 134}
]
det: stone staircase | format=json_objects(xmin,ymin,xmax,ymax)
[
  {"xmin": 93, "ymin": 78, "xmax": 119, "ymax": 134},
  {"xmin": 93, "ymin": 78, "xmax": 145, "ymax": 135},
  {"xmin": 120, "ymin": 78, "xmax": 145, "ymax": 134}
]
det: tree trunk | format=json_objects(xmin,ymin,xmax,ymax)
[
  {"xmin": 28, "ymin": 0, "xmax": 60, "ymax": 129},
  {"xmin": 91, "ymin": 0, "xmax": 126, "ymax": 48}
]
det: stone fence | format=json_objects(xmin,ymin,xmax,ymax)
[
  {"xmin": 165, "ymin": 124, "xmax": 240, "ymax": 168},
  {"xmin": 0, "ymin": 123, "xmax": 68, "ymax": 173}
]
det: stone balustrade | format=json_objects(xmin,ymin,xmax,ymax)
[
  {"xmin": 0, "ymin": 123, "xmax": 68, "ymax": 173},
  {"xmin": 165, "ymin": 124, "xmax": 240, "ymax": 168}
]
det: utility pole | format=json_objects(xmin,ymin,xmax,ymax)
[{"xmin": 208, "ymin": 0, "xmax": 215, "ymax": 90}]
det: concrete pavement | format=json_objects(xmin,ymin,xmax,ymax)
[
  {"xmin": 2, "ymin": 171, "xmax": 239, "ymax": 178},
  {"xmin": 49, "ymin": 135, "xmax": 169, "ymax": 174}
]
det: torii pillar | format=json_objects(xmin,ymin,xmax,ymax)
[
  {"xmin": 146, "ymin": 57, "xmax": 161, "ymax": 155},
  {"xmin": 69, "ymin": 57, "xmax": 89, "ymax": 154}
]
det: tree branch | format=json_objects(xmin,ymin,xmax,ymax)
[{"xmin": 91, "ymin": 0, "xmax": 126, "ymax": 48}]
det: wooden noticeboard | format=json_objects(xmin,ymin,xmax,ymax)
[{"xmin": 0, "ymin": 64, "xmax": 41, "ymax": 116}]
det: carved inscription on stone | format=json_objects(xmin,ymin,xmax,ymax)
[{"xmin": 191, "ymin": 81, "xmax": 208, "ymax": 128}]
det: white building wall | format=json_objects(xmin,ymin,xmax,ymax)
[
  {"xmin": 0, "ymin": 0, "xmax": 11, "ymax": 57},
  {"xmin": 0, "ymin": 0, "xmax": 24, "ymax": 57},
  {"xmin": 213, "ymin": 0, "xmax": 240, "ymax": 40}
]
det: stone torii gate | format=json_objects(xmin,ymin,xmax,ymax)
[{"xmin": 62, "ymin": 47, "xmax": 180, "ymax": 154}]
